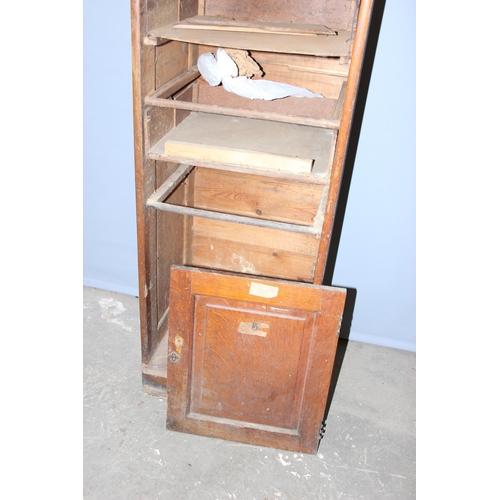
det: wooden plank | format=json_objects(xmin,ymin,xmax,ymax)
[
  {"xmin": 165, "ymin": 267, "xmax": 194, "ymax": 429},
  {"xmin": 155, "ymin": 162, "xmax": 188, "ymax": 337},
  {"xmin": 197, "ymin": 84, "xmax": 336, "ymax": 123},
  {"xmin": 173, "ymin": 16, "xmax": 338, "ymax": 36},
  {"xmin": 164, "ymin": 140, "xmax": 314, "ymax": 174},
  {"xmin": 193, "ymin": 167, "xmax": 323, "ymax": 225},
  {"xmin": 149, "ymin": 112, "xmax": 335, "ymax": 179},
  {"xmin": 203, "ymin": 0, "xmax": 357, "ymax": 31},
  {"xmin": 145, "ymin": 0, "xmax": 178, "ymax": 32},
  {"xmin": 143, "ymin": 35, "xmax": 171, "ymax": 46},
  {"xmin": 332, "ymin": 80, "xmax": 347, "ymax": 122},
  {"xmin": 144, "ymin": 107, "xmax": 175, "ymax": 156},
  {"xmin": 156, "ymin": 41, "xmax": 192, "ymax": 91},
  {"xmin": 146, "ymin": 93, "xmax": 339, "ymax": 129},
  {"xmin": 180, "ymin": 0, "xmax": 199, "ymax": 21},
  {"xmin": 251, "ymin": 51, "xmax": 349, "ymax": 99},
  {"xmin": 193, "ymin": 218, "xmax": 319, "ymax": 258},
  {"xmin": 254, "ymin": 60, "xmax": 345, "ymax": 100},
  {"xmin": 190, "ymin": 234, "xmax": 318, "ymax": 282},
  {"xmin": 190, "ymin": 218, "xmax": 320, "ymax": 281},
  {"xmin": 131, "ymin": 0, "xmax": 159, "ymax": 365},
  {"xmin": 190, "ymin": 269, "xmax": 324, "ymax": 320},
  {"xmin": 147, "ymin": 200, "xmax": 321, "ymax": 235},
  {"xmin": 148, "ymin": 23, "xmax": 352, "ymax": 57}
]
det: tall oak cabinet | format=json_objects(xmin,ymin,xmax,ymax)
[{"xmin": 131, "ymin": 0, "xmax": 374, "ymax": 454}]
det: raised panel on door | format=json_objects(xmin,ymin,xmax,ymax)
[{"xmin": 166, "ymin": 266, "xmax": 346, "ymax": 454}]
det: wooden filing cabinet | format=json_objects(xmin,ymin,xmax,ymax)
[{"xmin": 131, "ymin": 0, "xmax": 374, "ymax": 453}]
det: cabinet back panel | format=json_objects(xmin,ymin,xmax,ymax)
[
  {"xmin": 204, "ymin": 0, "xmax": 357, "ymax": 31},
  {"xmin": 196, "ymin": 83, "xmax": 336, "ymax": 119},
  {"xmin": 192, "ymin": 167, "xmax": 324, "ymax": 226},
  {"xmin": 190, "ymin": 218, "xmax": 319, "ymax": 282},
  {"xmin": 146, "ymin": 0, "xmax": 179, "ymax": 31}
]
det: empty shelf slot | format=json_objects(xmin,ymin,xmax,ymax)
[{"xmin": 146, "ymin": 164, "xmax": 329, "ymax": 235}]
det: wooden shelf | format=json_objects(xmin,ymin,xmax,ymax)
[
  {"xmin": 147, "ymin": 112, "xmax": 335, "ymax": 181},
  {"xmin": 145, "ymin": 77, "xmax": 341, "ymax": 129},
  {"xmin": 146, "ymin": 164, "xmax": 330, "ymax": 235},
  {"xmin": 147, "ymin": 16, "xmax": 352, "ymax": 56}
]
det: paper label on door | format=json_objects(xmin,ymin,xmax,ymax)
[
  {"xmin": 249, "ymin": 282, "xmax": 279, "ymax": 299},
  {"xmin": 238, "ymin": 322, "xmax": 269, "ymax": 337}
]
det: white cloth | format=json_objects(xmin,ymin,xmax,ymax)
[{"xmin": 197, "ymin": 49, "xmax": 324, "ymax": 101}]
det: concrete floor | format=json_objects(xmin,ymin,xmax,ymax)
[{"xmin": 83, "ymin": 286, "xmax": 415, "ymax": 499}]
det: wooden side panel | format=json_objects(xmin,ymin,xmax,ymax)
[
  {"xmin": 192, "ymin": 167, "xmax": 323, "ymax": 225},
  {"xmin": 314, "ymin": 0, "xmax": 375, "ymax": 283},
  {"xmin": 133, "ymin": 0, "xmax": 198, "ymax": 373},
  {"xmin": 156, "ymin": 41, "xmax": 190, "ymax": 88},
  {"xmin": 190, "ymin": 218, "xmax": 320, "ymax": 282},
  {"xmin": 145, "ymin": 107, "xmax": 175, "ymax": 154},
  {"xmin": 156, "ymin": 163, "xmax": 188, "ymax": 328},
  {"xmin": 166, "ymin": 267, "xmax": 346, "ymax": 453},
  {"xmin": 132, "ymin": 0, "xmax": 160, "ymax": 364}
]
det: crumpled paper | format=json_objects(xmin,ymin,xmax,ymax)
[{"xmin": 197, "ymin": 49, "xmax": 324, "ymax": 101}]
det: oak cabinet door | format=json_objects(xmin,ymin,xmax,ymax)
[{"xmin": 166, "ymin": 266, "xmax": 346, "ymax": 454}]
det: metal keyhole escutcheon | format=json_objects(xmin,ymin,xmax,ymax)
[{"xmin": 168, "ymin": 351, "xmax": 181, "ymax": 363}]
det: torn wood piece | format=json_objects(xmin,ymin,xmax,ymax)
[
  {"xmin": 224, "ymin": 48, "xmax": 263, "ymax": 78},
  {"xmin": 164, "ymin": 141, "xmax": 314, "ymax": 174},
  {"xmin": 143, "ymin": 35, "xmax": 171, "ymax": 46}
]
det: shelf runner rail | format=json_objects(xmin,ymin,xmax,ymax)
[{"xmin": 146, "ymin": 164, "xmax": 326, "ymax": 235}]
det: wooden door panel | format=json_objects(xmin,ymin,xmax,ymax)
[
  {"xmin": 192, "ymin": 296, "xmax": 314, "ymax": 429},
  {"xmin": 166, "ymin": 266, "xmax": 346, "ymax": 454}
]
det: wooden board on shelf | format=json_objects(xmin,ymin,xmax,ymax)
[
  {"xmin": 164, "ymin": 141, "xmax": 313, "ymax": 174},
  {"xmin": 148, "ymin": 18, "xmax": 351, "ymax": 57},
  {"xmin": 172, "ymin": 16, "xmax": 338, "ymax": 36},
  {"xmin": 148, "ymin": 112, "xmax": 335, "ymax": 179}
]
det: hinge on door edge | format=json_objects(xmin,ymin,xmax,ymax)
[{"xmin": 318, "ymin": 421, "xmax": 327, "ymax": 440}]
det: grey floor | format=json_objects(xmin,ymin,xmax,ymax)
[{"xmin": 83, "ymin": 286, "xmax": 416, "ymax": 500}]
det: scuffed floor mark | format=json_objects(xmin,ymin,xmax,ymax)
[
  {"xmin": 278, "ymin": 453, "xmax": 291, "ymax": 466},
  {"xmin": 99, "ymin": 297, "xmax": 132, "ymax": 331}
]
